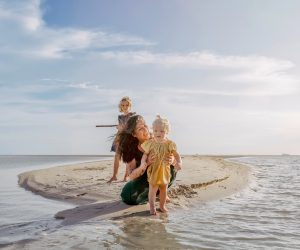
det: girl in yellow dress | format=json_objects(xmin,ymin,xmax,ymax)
[{"xmin": 141, "ymin": 115, "xmax": 182, "ymax": 215}]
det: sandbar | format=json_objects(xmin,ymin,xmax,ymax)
[{"xmin": 18, "ymin": 156, "xmax": 250, "ymax": 224}]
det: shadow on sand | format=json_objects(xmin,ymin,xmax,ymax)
[{"xmin": 55, "ymin": 200, "xmax": 149, "ymax": 225}]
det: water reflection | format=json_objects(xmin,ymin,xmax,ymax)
[{"xmin": 111, "ymin": 216, "xmax": 184, "ymax": 249}]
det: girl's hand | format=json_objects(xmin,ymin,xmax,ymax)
[
  {"xmin": 175, "ymin": 162, "xmax": 182, "ymax": 171},
  {"xmin": 117, "ymin": 124, "xmax": 125, "ymax": 132}
]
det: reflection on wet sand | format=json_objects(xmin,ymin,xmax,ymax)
[{"xmin": 110, "ymin": 216, "xmax": 184, "ymax": 249}]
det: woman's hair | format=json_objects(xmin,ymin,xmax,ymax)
[
  {"xmin": 152, "ymin": 115, "xmax": 170, "ymax": 133},
  {"xmin": 116, "ymin": 115, "xmax": 143, "ymax": 163},
  {"xmin": 118, "ymin": 96, "xmax": 132, "ymax": 112}
]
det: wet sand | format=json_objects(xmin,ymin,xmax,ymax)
[{"xmin": 18, "ymin": 156, "xmax": 250, "ymax": 224}]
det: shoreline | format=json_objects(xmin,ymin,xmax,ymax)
[{"xmin": 18, "ymin": 155, "xmax": 251, "ymax": 222}]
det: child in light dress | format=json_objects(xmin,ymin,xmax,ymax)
[
  {"xmin": 141, "ymin": 115, "xmax": 182, "ymax": 215},
  {"xmin": 108, "ymin": 96, "xmax": 135, "ymax": 183}
]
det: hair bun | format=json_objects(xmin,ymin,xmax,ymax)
[{"xmin": 152, "ymin": 115, "xmax": 170, "ymax": 133}]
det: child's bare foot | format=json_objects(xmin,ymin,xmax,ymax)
[
  {"xmin": 159, "ymin": 206, "xmax": 168, "ymax": 213},
  {"xmin": 149, "ymin": 204, "xmax": 157, "ymax": 215},
  {"xmin": 107, "ymin": 176, "xmax": 117, "ymax": 183},
  {"xmin": 122, "ymin": 177, "xmax": 128, "ymax": 182},
  {"xmin": 150, "ymin": 209, "xmax": 157, "ymax": 215}
]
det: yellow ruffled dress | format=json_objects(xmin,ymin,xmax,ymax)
[{"xmin": 141, "ymin": 139, "xmax": 177, "ymax": 185}]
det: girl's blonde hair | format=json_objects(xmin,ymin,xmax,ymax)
[
  {"xmin": 152, "ymin": 115, "xmax": 170, "ymax": 133},
  {"xmin": 118, "ymin": 96, "xmax": 132, "ymax": 112}
]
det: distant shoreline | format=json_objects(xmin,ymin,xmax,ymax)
[
  {"xmin": 1, "ymin": 154, "xmax": 297, "ymax": 157},
  {"xmin": 0, "ymin": 154, "xmax": 114, "ymax": 157}
]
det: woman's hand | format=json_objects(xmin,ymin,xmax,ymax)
[
  {"xmin": 146, "ymin": 152, "xmax": 155, "ymax": 166},
  {"xmin": 164, "ymin": 153, "xmax": 175, "ymax": 165},
  {"xmin": 175, "ymin": 162, "xmax": 182, "ymax": 171},
  {"xmin": 145, "ymin": 153, "xmax": 175, "ymax": 166}
]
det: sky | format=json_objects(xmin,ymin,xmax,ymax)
[{"xmin": 1, "ymin": 0, "xmax": 300, "ymax": 155}]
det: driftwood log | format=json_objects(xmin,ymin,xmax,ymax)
[{"xmin": 95, "ymin": 125, "xmax": 117, "ymax": 127}]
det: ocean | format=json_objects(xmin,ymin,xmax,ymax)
[{"xmin": 0, "ymin": 155, "xmax": 299, "ymax": 249}]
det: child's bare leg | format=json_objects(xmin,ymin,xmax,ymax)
[
  {"xmin": 108, "ymin": 153, "xmax": 120, "ymax": 183},
  {"xmin": 149, "ymin": 184, "xmax": 159, "ymax": 215},
  {"xmin": 159, "ymin": 184, "xmax": 168, "ymax": 213}
]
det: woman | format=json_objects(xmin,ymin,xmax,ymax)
[{"xmin": 117, "ymin": 115, "xmax": 177, "ymax": 205}]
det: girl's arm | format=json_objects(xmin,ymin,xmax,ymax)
[
  {"xmin": 173, "ymin": 151, "xmax": 182, "ymax": 170},
  {"xmin": 117, "ymin": 123, "xmax": 125, "ymax": 132}
]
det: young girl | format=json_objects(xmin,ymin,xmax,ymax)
[
  {"xmin": 140, "ymin": 115, "xmax": 182, "ymax": 215},
  {"xmin": 108, "ymin": 96, "xmax": 135, "ymax": 183}
]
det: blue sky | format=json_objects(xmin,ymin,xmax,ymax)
[{"xmin": 1, "ymin": 0, "xmax": 300, "ymax": 155}]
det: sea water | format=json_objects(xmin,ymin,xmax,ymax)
[
  {"xmin": 0, "ymin": 155, "xmax": 111, "ymax": 247},
  {"xmin": 0, "ymin": 156, "xmax": 299, "ymax": 249}
]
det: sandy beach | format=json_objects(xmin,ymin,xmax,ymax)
[{"xmin": 18, "ymin": 156, "xmax": 250, "ymax": 225}]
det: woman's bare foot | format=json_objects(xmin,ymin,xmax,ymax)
[
  {"xmin": 107, "ymin": 176, "xmax": 117, "ymax": 183},
  {"xmin": 166, "ymin": 195, "xmax": 171, "ymax": 202},
  {"xmin": 159, "ymin": 206, "xmax": 169, "ymax": 213}
]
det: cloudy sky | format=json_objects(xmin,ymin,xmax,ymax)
[{"xmin": 1, "ymin": 0, "xmax": 300, "ymax": 155}]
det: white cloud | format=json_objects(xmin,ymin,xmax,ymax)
[
  {"xmin": 99, "ymin": 50, "xmax": 294, "ymax": 71},
  {"xmin": 1, "ymin": 0, "xmax": 299, "ymax": 97},
  {"xmin": 151, "ymin": 82, "xmax": 297, "ymax": 97},
  {"xmin": 0, "ymin": 81, "xmax": 130, "ymax": 117},
  {"xmin": 100, "ymin": 50, "xmax": 300, "ymax": 96},
  {"xmin": 0, "ymin": 0, "xmax": 154, "ymax": 59},
  {"xmin": 0, "ymin": 0, "xmax": 43, "ymax": 31},
  {"xmin": 1, "ymin": 79, "xmax": 300, "ymax": 154},
  {"xmin": 1, "ymin": 1, "xmax": 300, "ymax": 154},
  {"xmin": 41, "ymin": 78, "xmax": 70, "ymax": 82},
  {"xmin": 27, "ymin": 29, "xmax": 154, "ymax": 59}
]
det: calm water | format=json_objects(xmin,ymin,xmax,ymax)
[{"xmin": 0, "ymin": 155, "xmax": 299, "ymax": 249}]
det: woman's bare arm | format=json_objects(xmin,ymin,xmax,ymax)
[
  {"xmin": 126, "ymin": 159, "xmax": 137, "ymax": 175},
  {"xmin": 128, "ymin": 152, "xmax": 155, "ymax": 180},
  {"xmin": 128, "ymin": 162, "xmax": 147, "ymax": 180},
  {"xmin": 126, "ymin": 157, "xmax": 147, "ymax": 180},
  {"xmin": 141, "ymin": 153, "xmax": 148, "ymax": 168}
]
